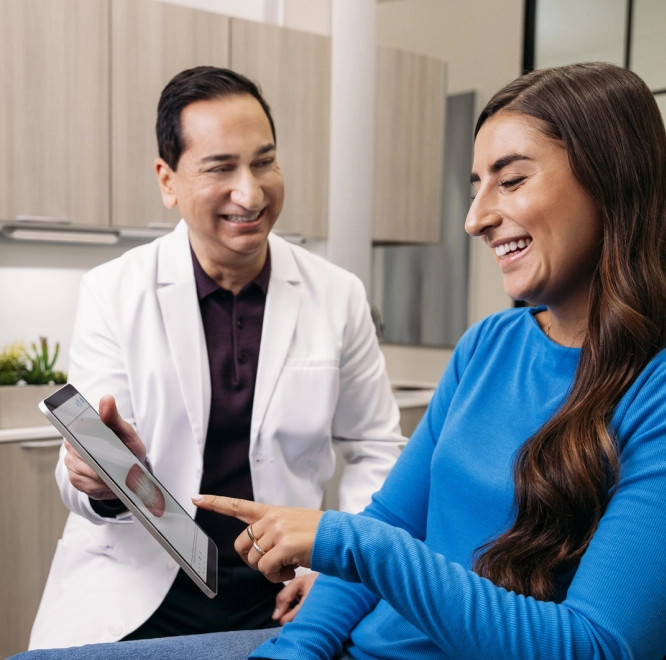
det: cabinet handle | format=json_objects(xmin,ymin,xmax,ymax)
[
  {"xmin": 20, "ymin": 440, "xmax": 63, "ymax": 449},
  {"xmin": 15, "ymin": 215, "xmax": 71, "ymax": 224}
]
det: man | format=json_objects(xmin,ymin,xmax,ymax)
[{"xmin": 29, "ymin": 67, "xmax": 404, "ymax": 648}]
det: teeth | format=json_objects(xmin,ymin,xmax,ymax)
[
  {"xmin": 495, "ymin": 237, "xmax": 531, "ymax": 256},
  {"xmin": 222, "ymin": 211, "xmax": 261, "ymax": 223}
]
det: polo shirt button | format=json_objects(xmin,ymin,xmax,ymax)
[{"xmin": 238, "ymin": 352, "xmax": 248, "ymax": 364}]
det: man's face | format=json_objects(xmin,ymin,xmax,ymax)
[{"xmin": 155, "ymin": 94, "xmax": 284, "ymax": 273}]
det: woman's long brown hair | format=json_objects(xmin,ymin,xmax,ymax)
[{"xmin": 472, "ymin": 63, "xmax": 666, "ymax": 600}]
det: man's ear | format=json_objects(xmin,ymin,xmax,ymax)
[{"xmin": 154, "ymin": 158, "xmax": 178, "ymax": 209}]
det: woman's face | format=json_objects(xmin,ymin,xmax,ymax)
[{"xmin": 465, "ymin": 111, "xmax": 602, "ymax": 317}]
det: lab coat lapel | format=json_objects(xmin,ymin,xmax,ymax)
[
  {"xmin": 252, "ymin": 234, "xmax": 301, "ymax": 437},
  {"xmin": 156, "ymin": 221, "xmax": 211, "ymax": 451}
]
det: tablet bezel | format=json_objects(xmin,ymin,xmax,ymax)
[{"xmin": 40, "ymin": 383, "xmax": 218, "ymax": 598}]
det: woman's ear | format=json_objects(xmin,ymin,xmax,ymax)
[{"xmin": 154, "ymin": 158, "xmax": 178, "ymax": 209}]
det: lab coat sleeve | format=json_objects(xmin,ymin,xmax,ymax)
[
  {"xmin": 330, "ymin": 275, "xmax": 406, "ymax": 513},
  {"xmin": 54, "ymin": 269, "xmax": 136, "ymax": 524}
]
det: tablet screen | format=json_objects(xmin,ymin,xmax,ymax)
[{"xmin": 41, "ymin": 384, "xmax": 217, "ymax": 597}]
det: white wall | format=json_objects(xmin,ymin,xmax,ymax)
[{"xmin": 0, "ymin": 241, "xmax": 135, "ymax": 372}]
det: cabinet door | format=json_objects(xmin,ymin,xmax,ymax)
[
  {"xmin": 0, "ymin": 0, "xmax": 109, "ymax": 226},
  {"xmin": 373, "ymin": 46, "xmax": 446, "ymax": 243},
  {"xmin": 110, "ymin": 0, "xmax": 230, "ymax": 229},
  {"xmin": 230, "ymin": 18, "xmax": 331, "ymax": 239},
  {"xmin": 0, "ymin": 439, "xmax": 69, "ymax": 657}
]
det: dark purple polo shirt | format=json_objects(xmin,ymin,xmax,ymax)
[{"xmin": 192, "ymin": 246, "xmax": 270, "ymax": 564}]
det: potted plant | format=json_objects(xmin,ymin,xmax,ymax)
[{"xmin": 0, "ymin": 338, "xmax": 67, "ymax": 429}]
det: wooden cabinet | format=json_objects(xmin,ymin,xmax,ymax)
[
  {"xmin": 230, "ymin": 19, "xmax": 331, "ymax": 239},
  {"xmin": 110, "ymin": 0, "xmax": 230, "ymax": 229},
  {"xmin": 0, "ymin": 435, "xmax": 69, "ymax": 658},
  {"xmin": 0, "ymin": 1, "xmax": 446, "ymax": 242},
  {"xmin": 0, "ymin": 0, "xmax": 109, "ymax": 227},
  {"xmin": 373, "ymin": 46, "xmax": 446, "ymax": 243}
]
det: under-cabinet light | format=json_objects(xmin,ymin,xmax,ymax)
[{"xmin": 2, "ymin": 227, "xmax": 120, "ymax": 245}]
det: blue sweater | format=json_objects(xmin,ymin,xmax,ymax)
[{"xmin": 253, "ymin": 308, "xmax": 666, "ymax": 659}]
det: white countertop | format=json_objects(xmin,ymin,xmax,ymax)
[
  {"xmin": 0, "ymin": 382, "xmax": 436, "ymax": 442},
  {"xmin": 0, "ymin": 425, "xmax": 63, "ymax": 444},
  {"xmin": 391, "ymin": 381, "xmax": 436, "ymax": 409}
]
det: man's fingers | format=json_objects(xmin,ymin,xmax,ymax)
[
  {"xmin": 98, "ymin": 395, "xmax": 122, "ymax": 427},
  {"xmin": 98, "ymin": 395, "xmax": 146, "ymax": 462},
  {"xmin": 192, "ymin": 494, "xmax": 267, "ymax": 525},
  {"xmin": 272, "ymin": 575, "xmax": 315, "ymax": 623},
  {"xmin": 273, "ymin": 580, "xmax": 299, "ymax": 619},
  {"xmin": 64, "ymin": 443, "xmax": 115, "ymax": 498},
  {"xmin": 63, "ymin": 441, "xmax": 97, "ymax": 479},
  {"xmin": 278, "ymin": 597, "xmax": 304, "ymax": 624},
  {"xmin": 98, "ymin": 395, "xmax": 134, "ymax": 442}
]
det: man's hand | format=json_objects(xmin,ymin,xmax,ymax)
[
  {"xmin": 193, "ymin": 495, "xmax": 323, "ymax": 583},
  {"xmin": 63, "ymin": 394, "xmax": 146, "ymax": 500},
  {"xmin": 273, "ymin": 573, "xmax": 319, "ymax": 624}
]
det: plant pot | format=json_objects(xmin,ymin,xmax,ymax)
[{"xmin": 0, "ymin": 384, "xmax": 61, "ymax": 429}]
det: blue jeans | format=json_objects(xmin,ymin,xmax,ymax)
[
  {"xmin": 8, "ymin": 630, "xmax": 355, "ymax": 660},
  {"xmin": 9, "ymin": 628, "xmax": 278, "ymax": 660}
]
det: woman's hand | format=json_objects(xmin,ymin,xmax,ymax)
[{"xmin": 193, "ymin": 495, "xmax": 324, "ymax": 583}]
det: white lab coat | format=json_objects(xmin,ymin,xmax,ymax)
[{"xmin": 30, "ymin": 221, "xmax": 404, "ymax": 648}]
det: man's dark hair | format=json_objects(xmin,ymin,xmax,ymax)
[{"xmin": 156, "ymin": 66, "xmax": 276, "ymax": 170}]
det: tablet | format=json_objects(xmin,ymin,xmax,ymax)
[{"xmin": 39, "ymin": 383, "xmax": 218, "ymax": 598}]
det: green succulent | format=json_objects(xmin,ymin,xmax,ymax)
[
  {"xmin": 23, "ymin": 337, "xmax": 67, "ymax": 384},
  {"xmin": 0, "ymin": 341, "xmax": 28, "ymax": 384},
  {"xmin": 0, "ymin": 338, "xmax": 67, "ymax": 385}
]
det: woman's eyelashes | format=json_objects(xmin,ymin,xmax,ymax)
[
  {"xmin": 500, "ymin": 176, "xmax": 527, "ymax": 189},
  {"xmin": 469, "ymin": 174, "xmax": 527, "ymax": 202}
]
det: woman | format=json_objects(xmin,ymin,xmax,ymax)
[{"xmin": 13, "ymin": 62, "xmax": 666, "ymax": 659}]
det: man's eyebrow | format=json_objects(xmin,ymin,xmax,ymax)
[
  {"xmin": 470, "ymin": 153, "xmax": 532, "ymax": 184},
  {"xmin": 201, "ymin": 153, "xmax": 234, "ymax": 164},
  {"xmin": 255, "ymin": 143, "xmax": 276, "ymax": 156},
  {"xmin": 200, "ymin": 143, "xmax": 276, "ymax": 164}
]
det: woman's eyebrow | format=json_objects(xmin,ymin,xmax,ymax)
[{"xmin": 470, "ymin": 153, "xmax": 532, "ymax": 184}]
